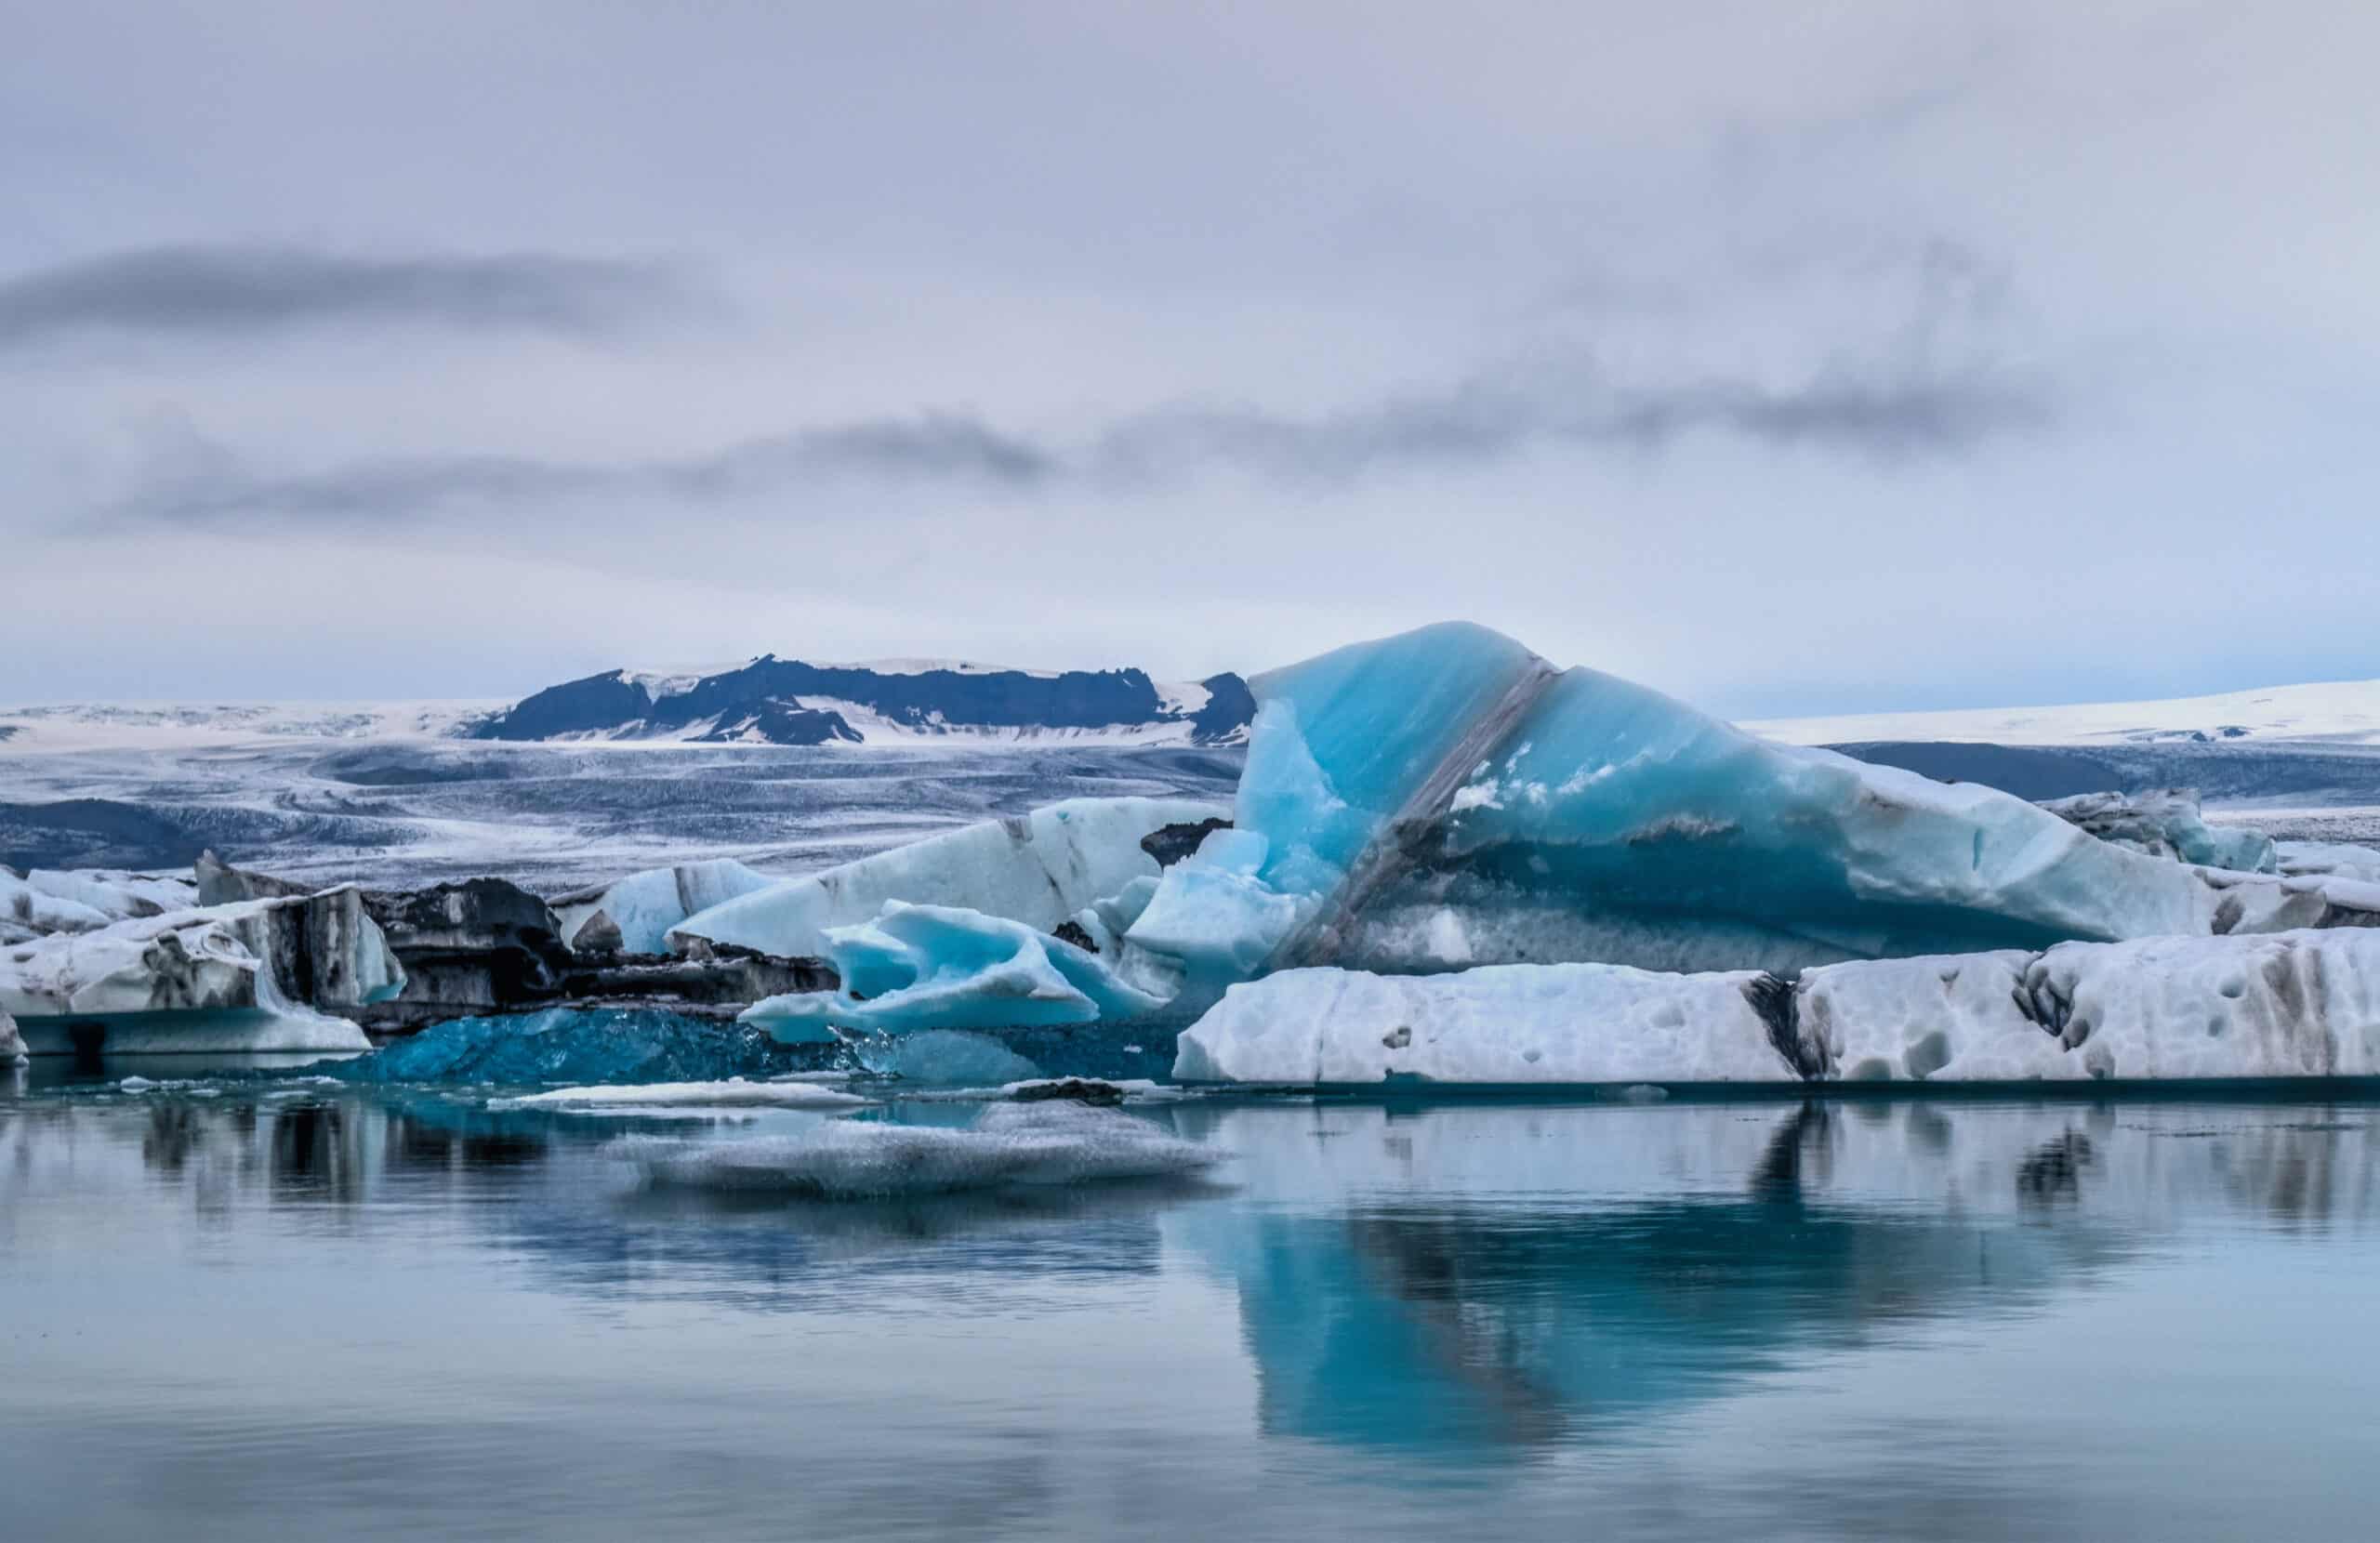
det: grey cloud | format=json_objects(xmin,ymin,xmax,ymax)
[
  {"xmin": 0, "ymin": 244, "xmax": 687, "ymax": 346},
  {"xmin": 1095, "ymin": 363, "xmax": 2045, "ymax": 481},
  {"xmin": 134, "ymin": 414, "xmax": 1055, "ymax": 522},
  {"xmin": 117, "ymin": 357, "xmax": 2046, "ymax": 525}
]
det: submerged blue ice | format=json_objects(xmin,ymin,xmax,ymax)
[{"xmin": 333, "ymin": 1009, "xmax": 827, "ymax": 1085}]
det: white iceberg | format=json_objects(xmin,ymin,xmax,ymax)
[
  {"xmin": 1, "ymin": 1007, "xmax": 24, "ymax": 1062},
  {"xmin": 552, "ymin": 858, "xmax": 780, "ymax": 954},
  {"xmin": 666, "ymin": 795, "xmax": 1226, "ymax": 959},
  {"xmin": 1171, "ymin": 961, "xmax": 1779, "ymax": 1085},
  {"xmin": 0, "ymin": 889, "xmax": 402, "ymax": 1054},
  {"xmin": 740, "ymin": 901, "xmax": 1170, "ymax": 1041},
  {"xmin": 1175, "ymin": 927, "xmax": 2380, "ymax": 1085}
]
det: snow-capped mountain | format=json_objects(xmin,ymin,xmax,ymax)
[{"xmin": 466, "ymin": 655, "xmax": 1256, "ymax": 746}]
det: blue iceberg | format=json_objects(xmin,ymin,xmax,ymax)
[
  {"xmin": 1135, "ymin": 621, "xmax": 2249, "ymax": 981},
  {"xmin": 740, "ymin": 903, "xmax": 1170, "ymax": 1040}
]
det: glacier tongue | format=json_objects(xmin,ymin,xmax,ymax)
[
  {"xmin": 665, "ymin": 796, "xmax": 1227, "ymax": 959},
  {"xmin": 1175, "ymin": 928, "xmax": 2380, "ymax": 1085}
]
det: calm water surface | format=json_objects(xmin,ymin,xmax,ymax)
[{"xmin": 4, "ymin": 1062, "xmax": 2376, "ymax": 1541}]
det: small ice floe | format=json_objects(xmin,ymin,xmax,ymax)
[
  {"xmin": 488, "ymin": 1077, "xmax": 871, "ymax": 1112},
  {"xmin": 114, "ymin": 1075, "xmax": 219, "ymax": 1096},
  {"xmin": 621, "ymin": 1101, "xmax": 1220, "ymax": 1199}
]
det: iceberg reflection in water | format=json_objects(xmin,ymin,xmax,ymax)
[{"xmin": 5, "ymin": 1077, "xmax": 2380, "ymax": 1540}]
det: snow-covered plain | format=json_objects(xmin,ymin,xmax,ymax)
[{"xmin": 1751, "ymin": 676, "xmax": 2380, "ymax": 747}]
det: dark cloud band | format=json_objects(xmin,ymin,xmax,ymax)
[
  {"xmin": 119, "ymin": 356, "xmax": 2049, "ymax": 525},
  {"xmin": 0, "ymin": 244, "xmax": 684, "ymax": 345}
]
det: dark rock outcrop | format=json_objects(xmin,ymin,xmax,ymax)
[
  {"xmin": 1140, "ymin": 817, "xmax": 1232, "ymax": 867},
  {"xmin": 1008, "ymin": 1077, "xmax": 1128, "ymax": 1106},
  {"xmin": 350, "ymin": 877, "xmax": 575, "ymax": 1033}
]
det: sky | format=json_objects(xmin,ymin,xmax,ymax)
[{"xmin": 4, "ymin": 1, "xmax": 2376, "ymax": 718}]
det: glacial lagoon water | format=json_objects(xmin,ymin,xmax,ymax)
[{"xmin": 6, "ymin": 1065, "xmax": 2379, "ymax": 1541}]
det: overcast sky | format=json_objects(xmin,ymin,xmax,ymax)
[{"xmin": 5, "ymin": 2, "xmax": 2375, "ymax": 716}]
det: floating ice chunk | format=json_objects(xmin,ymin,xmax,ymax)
[
  {"xmin": 668, "ymin": 796, "xmax": 1226, "ymax": 958},
  {"xmin": 1802, "ymin": 931, "xmax": 2380, "ymax": 1081},
  {"xmin": 552, "ymin": 859, "xmax": 780, "ymax": 954},
  {"xmin": 1068, "ymin": 874, "xmax": 1159, "ymax": 954},
  {"xmin": 490, "ymin": 1077, "xmax": 868, "ymax": 1111},
  {"xmin": 622, "ymin": 1101, "xmax": 1218, "ymax": 1197},
  {"xmin": 1120, "ymin": 828, "xmax": 1307, "ymax": 977},
  {"xmin": 2192, "ymin": 866, "xmax": 2380, "ymax": 933},
  {"xmin": 0, "ymin": 889, "xmax": 400, "ymax": 1051},
  {"xmin": 1173, "ymin": 963, "xmax": 1779, "ymax": 1085},
  {"xmin": 1177, "ymin": 928, "xmax": 2380, "ymax": 1084},
  {"xmin": 2037, "ymin": 789, "xmax": 2277, "ymax": 873},
  {"xmin": 740, "ymin": 902, "xmax": 1170, "ymax": 1039},
  {"xmin": 2, "ymin": 1008, "xmax": 26, "ymax": 1062}
]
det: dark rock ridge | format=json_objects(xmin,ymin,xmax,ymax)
[
  {"xmin": 200, "ymin": 851, "xmax": 835, "ymax": 1033},
  {"xmin": 469, "ymin": 655, "xmax": 1255, "ymax": 745}
]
